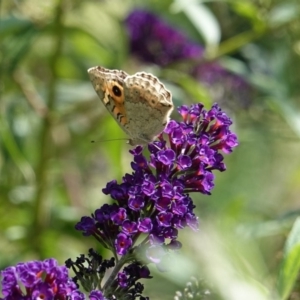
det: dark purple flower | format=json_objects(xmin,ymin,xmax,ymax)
[
  {"xmin": 94, "ymin": 204, "xmax": 117, "ymax": 223},
  {"xmin": 177, "ymin": 155, "xmax": 192, "ymax": 170},
  {"xmin": 139, "ymin": 266, "xmax": 151, "ymax": 278},
  {"xmin": 155, "ymin": 196, "xmax": 172, "ymax": 212},
  {"xmin": 103, "ymin": 181, "xmax": 129, "ymax": 203},
  {"xmin": 116, "ymin": 263, "xmax": 151, "ymax": 298},
  {"xmin": 137, "ymin": 218, "xmax": 153, "ymax": 233},
  {"xmin": 31, "ymin": 282, "xmax": 54, "ymax": 299},
  {"xmin": 0, "ymin": 259, "xmax": 84, "ymax": 300},
  {"xmin": 115, "ymin": 233, "xmax": 133, "ymax": 255},
  {"xmin": 75, "ymin": 217, "xmax": 97, "ymax": 236},
  {"xmin": 128, "ymin": 195, "xmax": 145, "ymax": 211},
  {"xmin": 157, "ymin": 149, "xmax": 176, "ymax": 165},
  {"xmin": 89, "ymin": 290, "xmax": 107, "ymax": 300},
  {"xmin": 141, "ymin": 174, "xmax": 156, "ymax": 196},
  {"xmin": 156, "ymin": 212, "xmax": 173, "ymax": 227},
  {"xmin": 71, "ymin": 290, "xmax": 87, "ymax": 300},
  {"xmin": 111, "ymin": 207, "xmax": 127, "ymax": 225},
  {"xmin": 171, "ymin": 200, "xmax": 188, "ymax": 216},
  {"xmin": 118, "ymin": 271, "xmax": 128, "ymax": 288},
  {"xmin": 125, "ymin": 9, "xmax": 203, "ymax": 66},
  {"xmin": 122, "ymin": 220, "xmax": 138, "ymax": 235}
]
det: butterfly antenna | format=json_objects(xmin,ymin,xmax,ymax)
[{"xmin": 91, "ymin": 138, "xmax": 128, "ymax": 143}]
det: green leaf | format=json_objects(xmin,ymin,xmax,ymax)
[
  {"xmin": 171, "ymin": 0, "xmax": 221, "ymax": 46},
  {"xmin": 1, "ymin": 18, "xmax": 40, "ymax": 72},
  {"xmin": 278, "ymin": 217, "xmax": 300, "ymax": 300},
  {"xmin": 267, "ymin": 97, "xmax": 300, "ymax": 139},
  {"xmin": 0, "ymin": 113, "xmax": 35, "ymax": 182},
  {"xmin": 268, "ymin": 3, "xmax": 300, "ymax": 27},
  {"xmin": 231, "ymin": 1, "xmax": 260, "ymax": 21},
  {"xmin": 0, "ymin": 17, "xmax": 32, "ymax": 37}
]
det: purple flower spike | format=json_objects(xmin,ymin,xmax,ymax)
[{"xmin": 76, "ymin": 102, "xmax": 237, "ymax": 260}]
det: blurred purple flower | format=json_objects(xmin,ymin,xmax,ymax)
[
  {"xmin": 0, "ymin": 258, "xmax": 84, "ymax": 300},
  {"xmin": 193, "ymin": 62, "xmax": 253, "ymax": 108},
  {"xmin": 125, "ymin": 9, "xmax": 203, "ymax": 66},
  {"xmin": 125, "ymin": 9, "xmax": 253, "ymax": 108},
  {"xmin": 89, "ymin": 290, "xmax": 107, "ymax": 300},
  {"xmin": 76, "ymin": 103, "xmax": 238, "ymax": 260}
]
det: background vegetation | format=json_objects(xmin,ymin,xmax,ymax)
[{"xmin": 1, "ymin": 0, "xmax": 300, "ymax": 299}]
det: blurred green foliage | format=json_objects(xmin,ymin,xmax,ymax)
[{"xmin": 1, "ymin": 0, "xmax": 300, "ymax": 299}]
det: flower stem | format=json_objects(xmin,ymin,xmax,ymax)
[{"xmin": 103, "ymin": 254, "xmax": 130, "ymax": 293}]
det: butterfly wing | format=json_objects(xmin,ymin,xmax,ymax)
[
  {"xmin": 88, "ymin": 66, "xmax": 130, "ymax": 134},
  {"xmin": 123, "ymin": 72, "xmax": 174, "ymax": 145}
]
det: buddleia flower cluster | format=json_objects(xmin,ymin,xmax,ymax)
[
  {"xmin": 74, "ymin": 103, "xmax": 238, "ymax": 298},
  {"xmin": 0, "ymin": 258, "xmax": 86, "ymax": 300},
  {"xmin": 0, "ymin": 103, "xmax": 238, "ymax": 300}
]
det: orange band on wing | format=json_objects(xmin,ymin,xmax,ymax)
[
  {"xmin": 111, "ymin": 104, "xmax": 128, "ymax": 125},
  {"xmin": 105, "ymin": 82, "xmax": 128, "ymax": 126}
]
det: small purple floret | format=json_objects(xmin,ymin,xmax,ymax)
[
  {"xmin": 115, "ymin": 233, "xmax": 133, "ymax": 255},
  {"xmin": 89, "ymin": 290, "xmax": 107, "ymax": 300},
  {"xmin": 118, "ymin": 271, "xmax": 128, "ymax": 288},
  {"xmin": 111, "ymin": 207, "xmax": 127, "ymax": 225},
  {"xmin": 122, "ymin": 220, "xmax": 138, "ymax": 235},
  {"xmin": 138, "ymin": 218, "xmax": 153, "ymax": 233}
]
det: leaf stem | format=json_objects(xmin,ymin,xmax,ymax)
[{"xmin": 31, "ymin": 0, "xmax": 65, "ymax": 256}]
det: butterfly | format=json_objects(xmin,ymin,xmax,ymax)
[{"xmin": 88, "ymin": 66, "xmax": 174, "ymax": 146}]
